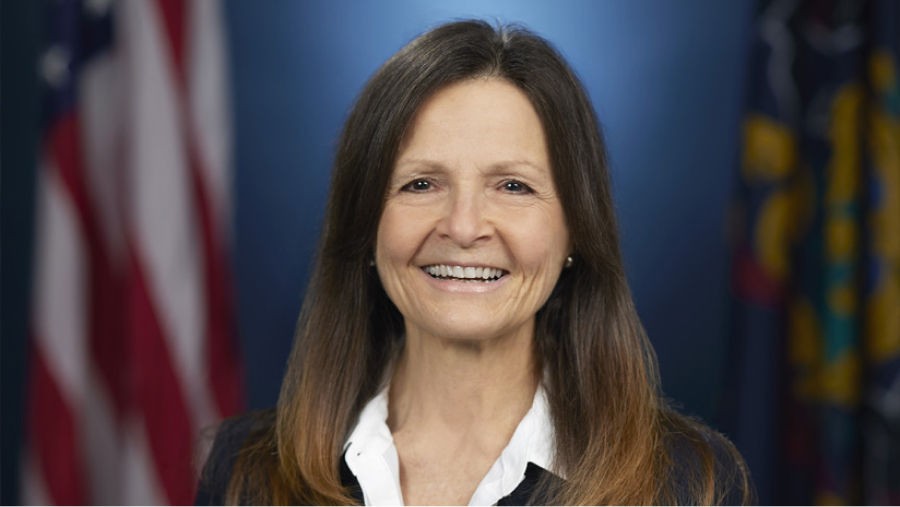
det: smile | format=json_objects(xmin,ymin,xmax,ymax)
[{"xmin": 421, "ymin": 264, "xmax": 508, "ymax": 282}]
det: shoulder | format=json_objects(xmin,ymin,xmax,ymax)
[
  {"xmin": 662, "ymin": 412, "xmax": 756, "ymax": 505},
  {"xmin": 195, "ymin": 409, "xmax": 276, "ymax": 505}
]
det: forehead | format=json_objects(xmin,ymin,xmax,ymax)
[{"xmin": 395, "ymin": 78, "xmax": 550, "ymax": 172}]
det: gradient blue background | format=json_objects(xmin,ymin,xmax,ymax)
[
  {"xmin": 224, "ymin": 0, "xmax": 753, "ymax": 421},
  {"xmin": 1, "ymin": 0, "xmax": 757, "ymax": 503}
]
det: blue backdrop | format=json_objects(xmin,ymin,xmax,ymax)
[
  {"xmin": 0, "ymin": 0, "xmax": 756, "ymax": 502},
  {"xmin": 224, "ymin": 0, "xmax": 753, "ymax": 421}
]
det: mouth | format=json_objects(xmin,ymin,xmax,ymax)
[{"xmin": 421, "ymin": 264, "xmax": 508, "ymax": 282}]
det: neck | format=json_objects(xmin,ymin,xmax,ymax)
[{"xmin": 387, "ymin": 322, "xmax": 538, "ymax": 441}]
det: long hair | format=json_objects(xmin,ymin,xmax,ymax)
[{"xmin": 225, "ymin": 20, "xmax": 752, "ymax": 505}]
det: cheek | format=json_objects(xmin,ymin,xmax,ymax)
[
  {"xmin": 376, "ymin": 204, "xmax": 427, "ymax": 265},
  {"xmin": 515, "ymin": 239, "xmax": 565, "ymax": 277},
  {"xmin": 499, "ymin": 207, "xmax": 569, "ymax": 271}
]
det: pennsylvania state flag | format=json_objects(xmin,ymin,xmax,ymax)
[{"xmin": 726, "ymin": 0, "xmax": 899, "ymax": 504}]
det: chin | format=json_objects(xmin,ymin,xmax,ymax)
[{"xmin": 417, "ymin": 316, "xmax": 530, "ymax": 344}]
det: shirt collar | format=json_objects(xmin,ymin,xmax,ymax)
[
  {"xmin": 342, "ymin": 383, "xmax": 557, "ymax": 506},
  {"xmin": 467, "ymin": 384, "xmax": 557, "ymax": 505},
  {"xmin": 343, "ymin": 388, "xmax": 402, "ymax": 505}
]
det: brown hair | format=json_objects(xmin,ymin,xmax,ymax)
[{"xmin": 224, "ymin": 20, "xmax": 753, "ymax": 505}]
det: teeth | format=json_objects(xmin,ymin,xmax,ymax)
[{"xmin": 422, "ymin": 264, "xmax": 506, "ymax": 281}]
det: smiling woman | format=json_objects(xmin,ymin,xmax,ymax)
[
  {"xmin": 376, "ymin": 80, "xmax": 570, "ymax": 505},
  {"xmin": 377, "ymin": 79, "xmax": 570, "ymax": 350},
  {"xmin": 196, "ymin": 20, "xmax": 753, "ymax": 505}
]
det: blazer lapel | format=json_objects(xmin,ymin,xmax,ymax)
[
  {"xmin": 340, "ymin": 456, "xmax": 561, "ymax": 506},
  {"xmin": 340, "ymin": 450, "xmax": 365, "ymax": 504},
  {"xmin": 496, "ymin": 462, "xmax": 562, "ymax": 505}
]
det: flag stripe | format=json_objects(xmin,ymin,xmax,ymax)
[
  {"xmin": 187, "ymin": 0, "xmax": 232, "ymax": 230},
  {"xmin": 80, "ymin": 370, "xmax": 123, "ymax": 504},
  {"xmin": 49, "ymin": 113, "xmax": 128, "ymax": 417},
  {"xmin": 153, "ymin": 0, "xmax": 243, "ymax": 418},
  {"xmin": 122, "ymin": 1, "xmax": 204, "ymax": 501},
  {"xmin": 120, "ymin": 419, "xmax": 167, "ymax": 504},
  {"xmin": 189, "ymin": 138, "xmax": 244, "ymax": 416},
  {"xmin": 21, "ymin": 449, "xmax": 51, "ymax": 505},
  {"xmin": 28, "ymin": 121, "xmax": 90, "ymax": 505},
  {"xmin": 123, "ymin": 1, "xmax": 222, "ymax": 500},
  {"xmin": 128, "ymin": 248, "xmax": 197, "ymax": 504},
  {"xmin": 47, "ymin": 110, "xmax": 126, "ymax": 503},
  {"xmin": 32, "ymin": 155, "xmax": 88, "ymax": 419},
  {"xmin": 123, "ymin": 1, "xmax": 207, "ymax": 416},
  {"xmin": 154, "ymin": 0, "xmax": 186, "ymax": 80},
  {"xmin": 26, "ymin": 340, "xmax": 87, "ymax": 505}
]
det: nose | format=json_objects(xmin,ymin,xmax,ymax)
[{"xmin": 436, "ymin": 186, "xmax": 492, "ymax": 247}]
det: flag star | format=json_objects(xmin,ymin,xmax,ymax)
[
  {"xmin": 84, "ymin": 0, "xmax": 113, "ymax": 17},
  {"xmin": 40, "ymin": 46, "xmax": 69, "ymax": 88}
]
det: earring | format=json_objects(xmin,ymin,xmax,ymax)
[
  {"xmin": 564, "ymin": 255, "xmax": 574, "ymax": 268},
  {"xmin": 369, "ymin": 258, "xmax": 376, "ymax": 267}
]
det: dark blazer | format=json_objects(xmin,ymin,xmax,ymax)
[{"xmin": 195, "ymin": 409, "xmax": 751, "ymax": 505}]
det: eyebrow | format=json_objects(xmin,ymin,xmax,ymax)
[{"xmin": 394, "ymin": 158, "xmax": 547, "ymax": 173}]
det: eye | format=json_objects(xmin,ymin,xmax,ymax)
[
  {"xmin": 400, "ymin": 179, "xmax": 433, "ymax": 192},
  {"xmin": 501, "ymin": 180, "xmax": 533, "ymax": 194}
]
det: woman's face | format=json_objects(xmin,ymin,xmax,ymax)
[{"xmin": 375, "ymin": 78, "xmax": 570, "ymax": 343}]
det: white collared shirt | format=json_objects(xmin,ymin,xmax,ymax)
[{"xmin": 342, "ymin": 385, "xmax": 556, "ymax": 506}]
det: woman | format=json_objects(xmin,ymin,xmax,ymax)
[{"xmin": 197, "ymin": 20, "xmax": 753, "ymax": 505}]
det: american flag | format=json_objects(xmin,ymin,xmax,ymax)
[{"xmin": 23, "ymin": 0, "xmax": 243, "ymax": 503}]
